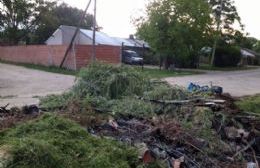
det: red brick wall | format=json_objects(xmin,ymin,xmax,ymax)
[
  {"xmin": 75, "ymin": 45, "xmax": 121, "ymax": 69},
  {"xmin": 0, "ymin": 45, "xmax": 121, "ymax": 70},
  {"xmin": 0, "ymin": 45, "xmax": 75, "ymax": 69}
]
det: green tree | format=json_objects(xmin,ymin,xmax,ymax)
[
  {"xmin": 254, "ymin": 41, "xmax": 260, "ymax": 53},
  {"xmin": 30, "ymin": 2, "xmax": 95, "ymax": 44},
  {"xmin": 135, "ymin": 0, "xmax": 212, "ymax": 68},
  {"xmin": 208, "ymin": 0, "xmax": 242, "ymax": 65},
  {"xmin": 0, "ymin": 0, "xmax": 37, "ymax": 44},
  {"xmin": 0, "ymin": 0, "xmax": 95, "ymax": 45}
]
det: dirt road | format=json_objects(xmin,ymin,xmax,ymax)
[
  {"xmin": 0, "ymin": 63, "xmax": 75, "ymax": 107},
  {"xmin": 165, "ymin": 68, "xmax": 260, "ymax": 97}
]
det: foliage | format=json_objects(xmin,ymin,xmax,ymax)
[
  {"xmin": 112, "ymin": 98, "xmax": 155, "ymax": 118},
  {"xmin": 236, "ymin": 95, "xmax": 260, "ymax": 114},
  {"xmin": 30, "ymin": 2, "xmax": 95, "ymax": 44},
  {"xmin": 0, "ymin": 0, "xmax": 37, "ymax": 44},
  {"xmin": 214, "ymin": 45, "xmax": 241, "ymax": 67},
  {"xmin": 135, "ymin": 0, "xmax": 212, "ymax": 68},
  {"xmin": 40, "ymin": 93, "xmax": 75, "ymax": 111},
  {"xmin": 0, "ymin": 0, "xmax": 94, "ymax": 44},
  {"xmin": 233, "ymin": 31, "xmax": 258, "ymax": 49},
  {"xmin": 0, "ymin": 114, "xmax": 142, "ymax": 168},
  {"xmin": 208, "ymin": 0, "xmax": 242, "ymax": 35},
  {"xmin": 254, "ymin": 41, "xmax": 260, "ymax": 53},
  {"xmin": 73, "ymin": 63, "xmax": 150, "ymax": 99},
  {"xmin": 136, "ymin": 67, "xmax": 200, "ymax": 79},
  {"xmin": 40, "ymin": 62, "xmax": 190, "ymax": 118}
]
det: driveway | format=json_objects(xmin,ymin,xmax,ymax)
[
  {"xmin": 165, "ymin": 68, "xmax": 260, "ymax": 97},
  {"xmin": 0, "ymin": 63, "xmax": 75, "ymax": 107}
]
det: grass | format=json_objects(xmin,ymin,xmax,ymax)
[
  {"xmin": 0, "ymin": 59, "xmax": 200, "ymax": 78},
  {"xmin": 198, "ymin": 63, "xmax": 258, "ymax": 71},
  {"xmin": 137, "ymin": 67, "xmax": 201, "ymax": 78},
  {"xmin": 0, "ymin": 113, "xmax": 145, "ymax": 168},
  {"xmin": 0, "ymin": 59, "xmax": 78, "ymax": 76},
  {"xmin": 236, "ymin": 95, "xmax": 260, "ymax": 114}
]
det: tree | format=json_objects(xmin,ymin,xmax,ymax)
[
  {"xmin": 135, "ymin": 0, "xmax": 212, "ymax": 68},
  {"xmin": 0, "ymin": 0, "xmax": 95, "ymax": 45},
  {"xmin": 30, "ymin": 2, "xmax": 95, "ymax": 44},
  {"xmin": 0, "ymin": 0, "xmax": 38, "ymax": 44},
  {"xmin": 208, "ymin": 0, "xmax": 242, "ymax": 65},
  {"xmin": 254, "ymin": 41, "xmax": 260, "ymax": 53}
]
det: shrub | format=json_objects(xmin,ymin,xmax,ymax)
[{"xmin": 214, "ymin": 46, "xmax": 242, "ymax": 67}]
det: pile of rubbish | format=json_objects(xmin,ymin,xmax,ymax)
[
  {"xmin": 89, "ymin": 93, "xmax": 260, "ymax": 168},
  {"xmin": 1, "ymin": 63, "xmax": 260, "ymax": 168},
  {"xmin": 0, "ymin": 104, "xmax": 39, "ymax": 130}
]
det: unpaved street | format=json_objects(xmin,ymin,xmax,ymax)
[
  {"xmin": 0, "ymin": 63, "xmax": 75, "ymax": 107},
  {"xmin": 165, "ymin": 68, "xmax": 260, "ymax": 97}
]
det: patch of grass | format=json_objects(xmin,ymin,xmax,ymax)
[
  {"xmin": 0, "ymin": 59, "xmax": 78, "ymax": 76},
  {"xmin": 0, "ymin": 95, "xmax": 17, "ymax": 99},
  {"xmin": 236, "ymin": 95, "xmax": 260, "ymax": 113},
  {"xmin": 198, "ymin": 63, "xmax": 258, "ymax": 71},
  {"xmin": 137, "ymin": 67, "xmax": 201, "ymax": 78},
  {"xmin": 0, "ymin": 114, "xmax": 143, "ymax": 168}
]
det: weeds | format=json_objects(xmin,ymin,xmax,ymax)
[
  {"xmin": 0, "ymin": 114, "xmax": 142, "ymax": 168},
  {"xmin": 236, "ymin": 95, "xmax": 260, "ymax": 114},
  {"xmin": 41, "ymin": 62, "xmax": 190, "ymax": 118}
]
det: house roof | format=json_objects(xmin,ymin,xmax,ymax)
[
  {"xmin": 242, "ymin": 48, "xmax": 260, "ymax": 57},
  {"xmin": 241, "ymin": 48, "xmax": 260, "ymax": 58},
  {"xmin": 47, "ymin": 25, "xmax": 150, "ymax": 48},
  {"xmin": 113, "ymin": 37, "xmax": 150, "ymax": 48},
  {"xmin": 80, "ymin": 29, "xmax": 120, "ymax": 46}
]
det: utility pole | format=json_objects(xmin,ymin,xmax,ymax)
[
  {"xmin": 211, "ymin": 0, "xmax": 223, "ymax": 66},
  {"xmin": 60, "ymin": 0, "xmax": 92, "ymax": 68},
  {"xmin": 92, "ymin": 0, "xmax": 97, "ymax": 62}
]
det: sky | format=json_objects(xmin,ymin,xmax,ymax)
[{"xmin": 63, "ymin": 0, "xmax": 260, "ymax": 39}]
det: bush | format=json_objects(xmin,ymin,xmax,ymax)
[
  {"xmin": 143, "ymin": 52, "xmax": 160, "ymax": 65},
  {"xmin": 214, "ymin": 46, "xmax": 242, "ymax": 67}
]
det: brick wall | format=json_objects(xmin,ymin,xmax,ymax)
[
  {"xmin": 0, "ymin": 45, "xmax": 75, "ymax": 69},
  {"xmin": 0, "ymin": 45, "xmax": 121, "ymax": 70},
  {"xmin": 75, "ymin": 45, "xmax": 121, "ymax": 69}
]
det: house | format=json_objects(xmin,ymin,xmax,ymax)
[
  {"xmin": 113, "ymin": 35, "xmax": 150, "ymax": 55},
  {"xmin": 46, "ymin": 25, "xmax": 120, "ymax": 46},
  {"xmin": 241, "ymin": 48, "xmax": 260, "ymax": 65}
]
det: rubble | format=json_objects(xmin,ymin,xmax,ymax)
[
  {"xmin": 0, "ymin": 104, "xmax": 40, "ymax": 130},
  {"xmin": 1, "ymin": 63, "xmax": 260, "ymax": 168}
]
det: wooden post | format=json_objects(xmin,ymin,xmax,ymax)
[
  {"xmin": 121, "ymin": 42, "xmax": 124, "ymax": 65},
  {"xmin": 142, "ymin": 44, "xmax": 145, "ymax": 70},
  {"xmin": 92, "ymin": 0, "xmax": 97, "ymax": 62}
]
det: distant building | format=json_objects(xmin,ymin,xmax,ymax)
[
  {"xmin": 240, "ymin": 48, "xmax": 260, "ymax": 65},
  {"xmin": 46, "ymin": 25, "xmax": 120, "ymax": 46}
]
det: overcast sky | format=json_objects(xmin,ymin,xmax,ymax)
[{"xmin": 62, "ymin": 0, "xmax": 260, "ymax": 39}]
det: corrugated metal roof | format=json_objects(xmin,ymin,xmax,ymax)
[
  {"xmin": 80, "ymin": 29, "xmax": 120, "ymax": 46},
  {"xmin": 113, "ymin": 37, "xmax": 135, "ymax": 47}
]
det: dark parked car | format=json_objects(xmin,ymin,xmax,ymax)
[{"xmin": 122, "ymin": 50, "xmax": 143, "ymax": 65}]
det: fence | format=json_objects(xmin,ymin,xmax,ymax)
[{"xmin": 0, "ymin": 45, "xmax": 121, "ymax": 70}]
